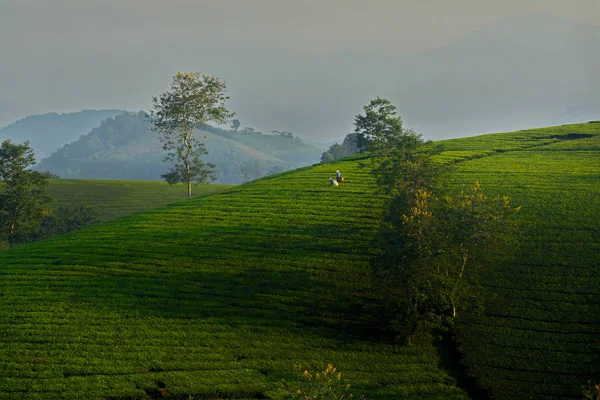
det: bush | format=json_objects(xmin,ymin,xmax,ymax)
[
  {"xmin": 583, "ymin": 381, "xmax": 600, "ymax": 400},
  {"xmin": 278, "ymin": 364, "xmax": 364, "ymax": 400}
]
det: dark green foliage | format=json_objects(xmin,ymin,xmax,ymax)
[
  {"xmin": 0, "ymin": 140, "xmax": 52, "ymax": 248},
  {"xmin": 321, "ymin": 97, "xmax": 424, "ymax": 163},
  {"xmin": 321, "ymin": 133, "xmax": 360, "ymax": 162},
  {"xmin": 354, "ymin": 98, "xmax": 422, "ymax": 152},
  {"xmin": 355, "ymin": 97, "xmax": 403, "ymax": 151},
  {"xmin": 376, "ymin": 181, "xmax": 520, "ymax": 344},
  {"xmin": 369, "ymin": 114, "xmax": 519, "ymax": 344},
  {"xmin": 36, "ymin": 203, "xmax": 97, "ymax": 239}
]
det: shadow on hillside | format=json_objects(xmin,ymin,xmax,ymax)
[
  {"xmin": 40, "ymin": 208, "xmax": 393, "ymax": 343},
  {"xmin": 70, "ymin": 262, "xmax": 384, "ymax": 343}
]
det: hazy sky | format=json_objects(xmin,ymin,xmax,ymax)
[{"xmin": 1, "ymin": 0, "xmax": 599, "ymax": 140}]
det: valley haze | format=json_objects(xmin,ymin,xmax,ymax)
[{"xmin": 0, "ymin": 1, "xmax": 599, "ymax": 141}]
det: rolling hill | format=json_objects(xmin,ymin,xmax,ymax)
[
  {"xmin": 44, "ymin": 180, "xmax": 234, "ymax": 222},
  {"xmin": 0, "ymin": 122, "xmax": 598, "ymax": 399},
  {"xmin": 0, "ymin": 158, "xmax": 468, "ymax": 399},
  {"xmin": 0, "ymin": 110, "xmax": 125, "ymax": 160},
  {"xmin": 35, "ymin": 112, "xmax": 323, "ymax": 184},
  {"xmin": 434, "ymin": 123, "xmax": 600, "ymax": 399}
]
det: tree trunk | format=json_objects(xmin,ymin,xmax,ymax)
[
  {"xmin": 450, "ymin": 249, "xmax": 469, "ymax": 318},
  {"xmin": 8, "ymin": 218, "xmax": 16, "ymax": 248},
  {"xmin": 184, "ymin": 131, "xmax": 192, "ymax": 200}
]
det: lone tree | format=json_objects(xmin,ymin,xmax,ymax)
[
  {"xmin": 378, "ymin": 178, "xmax": 520, "ymax": 343},
  {"xmin": 230, "ymin": 118, "xmax": 240, "ymax": 131},
  {"xmin": 149, "ymin": 72, "xmax": 234, "ymax": 199},
  {"xmin": 356, "ymin": 97, "xmax": 521, "ymax": 343},
  {"xmin": 0, "ymin": 140, "xmax": 52, "ymax": 248},
  {"xmin": 354, "ymin": 97, "xmax": 423, "ymax": 152}
]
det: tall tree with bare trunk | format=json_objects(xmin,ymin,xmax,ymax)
[{"xmin": 149, "ymin": 72, "xmax": 234, "ymax": 199}]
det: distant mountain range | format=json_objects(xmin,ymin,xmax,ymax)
[
  {"xmin": 34, "ymin": 112, "xmax": 323, "ymax": 184},
  {"xmin": 0, "ymin": 110, "xmax": 125, "ymax": 159}
]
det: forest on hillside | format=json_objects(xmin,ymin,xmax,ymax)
[
  {"xmin": 0, "ymin": 110, "xmax": 125, "ymax": 159},
  {"xmin": 35, "ymin": 112, "xmax": 323, "ymax": 184}
]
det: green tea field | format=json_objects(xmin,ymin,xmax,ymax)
[
  {"xmin": 0, "ymin": 161, "xmax": 469, "ymax": 399},
  {"xmin": 0, "ymin": 122, "xmax": 598, "ymax": 399},
  {"xmin": 44, "ymin": 180, "xmax": 235, "ymax": 221},
  {"xmin": 436, "ymin": 123, "xmax": 600, "ymax": 399}
]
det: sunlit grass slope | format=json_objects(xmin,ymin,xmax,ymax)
[
  {"xmin": 0, "ymin": 161, "xmax": 469, "ymax": 399},
  {"xmin": 434, "ymin": 122, "xmax": 600, "ymax": 400},
  {"xmin": 45, "ymin": 179, "xmax": 234, "ymax": 221},
  {"xmin": 2, "ymin": 122, "xmax": 598, "ymax": 400}
]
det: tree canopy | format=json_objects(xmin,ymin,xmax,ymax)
[
  {"xmin": 0, "ymin": 140, "xmax": 52, "ymax": 248},
  {"xmin": 354, "ymin": 97, "xmax": 423, "ymax": 152},
  {"xmin": 149, "ymin": 72, "xmax": 234, "ymax": 199},
  {"xmin": 361, "ymin": 98, "xmax": 521, "ymax": 344}
]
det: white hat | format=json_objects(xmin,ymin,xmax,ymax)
[{"xmin": 336, "ymin": 170, "xmax": 339, "ymax": 173}]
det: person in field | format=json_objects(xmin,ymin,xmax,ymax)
[
  {"xmin": 329, "ymin": 177, "xmax": 339, "ymax": 186},
  {"xmin": 336, "ymin": 170, "xmax": 343, "ymax": 183}
]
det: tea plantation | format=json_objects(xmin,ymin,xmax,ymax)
[
  {"xmin": 436, "ymin": 123, "xmax": 600, "ymax": 399},
  {"xmin": 45, "ymin": 180, "xmax": 234, "ymax": 221},
  {"xmin": 0, "ymin": 161, "xmax": 469, "ymax": 399},
  {"xmin": 0, "ymin": 122, "xmax": 598, "ymax": 399}
]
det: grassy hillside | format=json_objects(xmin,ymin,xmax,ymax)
[
  {"xmin": 0, "ymin": 161, "xmax": 468, "ymax": 399},
  {"xmin": 432, "ymin": 122, "xmax": 600, "ymax": 399},
  {"xmin": 45, "ymin": 180, "xmax": 235, "ymax": 221},
  {"xmin": 0, "ymin": 122, "xmax": 598, "ymax": 399}
]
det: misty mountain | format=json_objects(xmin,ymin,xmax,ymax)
[
  {"xmin": 0, "ymin": 110, "xmax": 125, "ymax": 159},
  {"xmin": 35, "ymin": 112, "xmax": 322, "ymax": 184}
]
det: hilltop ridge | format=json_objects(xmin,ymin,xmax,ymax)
[
  {"xmin": 35, "ymin": 111, "xmax": 323, "ymax": 184},
  {"xmin": 0, "ymin": 109, "xmax": 125, "ymax": 159}
]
